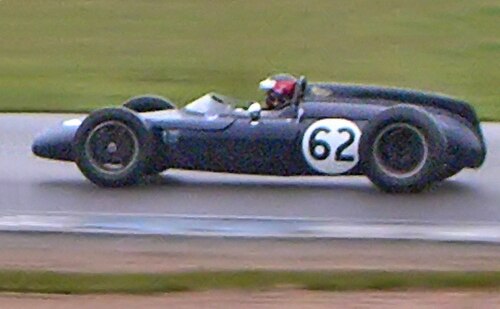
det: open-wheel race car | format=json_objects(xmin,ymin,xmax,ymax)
[{"xmin": 32, "ymin": 75, "xmax": 486, "ymax": 193}]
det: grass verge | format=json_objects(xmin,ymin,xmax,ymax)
[
  {"xmin": 1, "ymin": 270, "xmax": 500, "ymax": 294},
  {"xmin": 0, "ymin": 1, "xmax": 498, "ymax": 119}
]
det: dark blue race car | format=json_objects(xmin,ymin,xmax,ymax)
[{"xmin": 32, "ymin": 76, "xmax": 486, "ymax": 193}]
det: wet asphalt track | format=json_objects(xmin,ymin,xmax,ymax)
[{"xmin": 0, "ymin": 114, "xmax": 499, "ymax": 238}]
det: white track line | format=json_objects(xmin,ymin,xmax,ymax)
[{"xmin": 0, "ymin": 213, "xmax": 499, "ymax": 243}]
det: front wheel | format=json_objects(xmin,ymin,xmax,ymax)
[
  {"xmin": 360, "ymin": 105, "xmax": 447, "ymax": 193},
  {"xmin": 73, "ymin": 108, "xmax": 153, "ymax": 187},
  {"xmin": 123, "ymin": 95, "xmax": 176, "ymax": 113}
]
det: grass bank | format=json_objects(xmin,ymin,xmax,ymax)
[
  {"xmin": 0, "ymin": 1, "xmax": 498, "ymax": 119},
  {"xmin": 1, "ymin": 270, "xmax": 500, "ymax": 294}
]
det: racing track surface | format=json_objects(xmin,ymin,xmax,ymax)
[{"xmin": 0, "ymin": 114, "xmax": 499, "ymax": 241}]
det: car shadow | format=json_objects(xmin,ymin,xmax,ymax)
[
  {"xmin": 152, "ymin": 171, "xmax": 473, "ymax": 192},
  {"xmin": 36, "ymin": 170, "xmax": 475, "ymax": 198}
]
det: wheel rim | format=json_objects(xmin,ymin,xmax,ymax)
[
  {"xmin": 84, "ymin": 120, "xmax": 140, "ymax": 175},
  {"xmin": 373, "ymin": 123, "xmax": 428, "ymax": 179}
]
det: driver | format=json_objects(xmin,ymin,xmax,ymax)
[{"xmin": 258, "ymin": 74, "xmax": 297, "ymax": 110}]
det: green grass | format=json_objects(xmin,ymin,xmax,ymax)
[
  {"xmin": 0, "ymin": 0, "xmax": 498, "ymax": 119},
  {"xmin": 0, "ymin": 270, "xmax": 500, "ymax": 294}
]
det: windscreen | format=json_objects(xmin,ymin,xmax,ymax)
[{"xmin": 183, "ymin": 93, "xmax": 238, "ymax": 116}]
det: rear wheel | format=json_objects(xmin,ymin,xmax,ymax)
[
  {"xmin": 360, "ymin": 105, "xmax": 446, "ymax": 193},
  {"xmin": 74, "ymin": 108, "xmax": 153, "ymax": 187},
  {"xmin": 373, "ymin": 123, "xmax": 428, "ymax": 179}
]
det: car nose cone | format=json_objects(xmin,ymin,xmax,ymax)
[{"xmin": 32, "ymin": 125, "xmax": 78, "ymax": 161}]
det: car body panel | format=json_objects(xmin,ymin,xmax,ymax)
[
  {"xmin": 143, "ymin": 109, "xmax": 235, "ymax": 131},
  {"xmin": 307, "ymin": 83, "xmax": 481, "ymax": 128}
]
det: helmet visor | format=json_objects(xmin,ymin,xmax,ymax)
[{"xmin": 259, "ymin": 78, "xmax": 276, "ymax": 91}]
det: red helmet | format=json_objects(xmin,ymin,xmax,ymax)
[{"xmin": 259, "ymin": 74, "xmax": 297, "ymax": 109}]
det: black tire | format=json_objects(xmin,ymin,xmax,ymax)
[
  {"xmin": 73, "ymin": 108, "xmax": 154, "ymax": 187},
  {"xmin": 359, "ymin": 105, "xmax": 447, "ymax": 193},
  {"xmin": 123, "ymin": 95, "xmax": 176, "ymax": 113},
  {"xmin": 123, "ymin": 95, "xmax": 173, "ymax": 175}
]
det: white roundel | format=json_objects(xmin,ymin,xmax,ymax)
[{"xmin": 302, "ymin": 119, "xmax": 361, "ymax": 174}]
